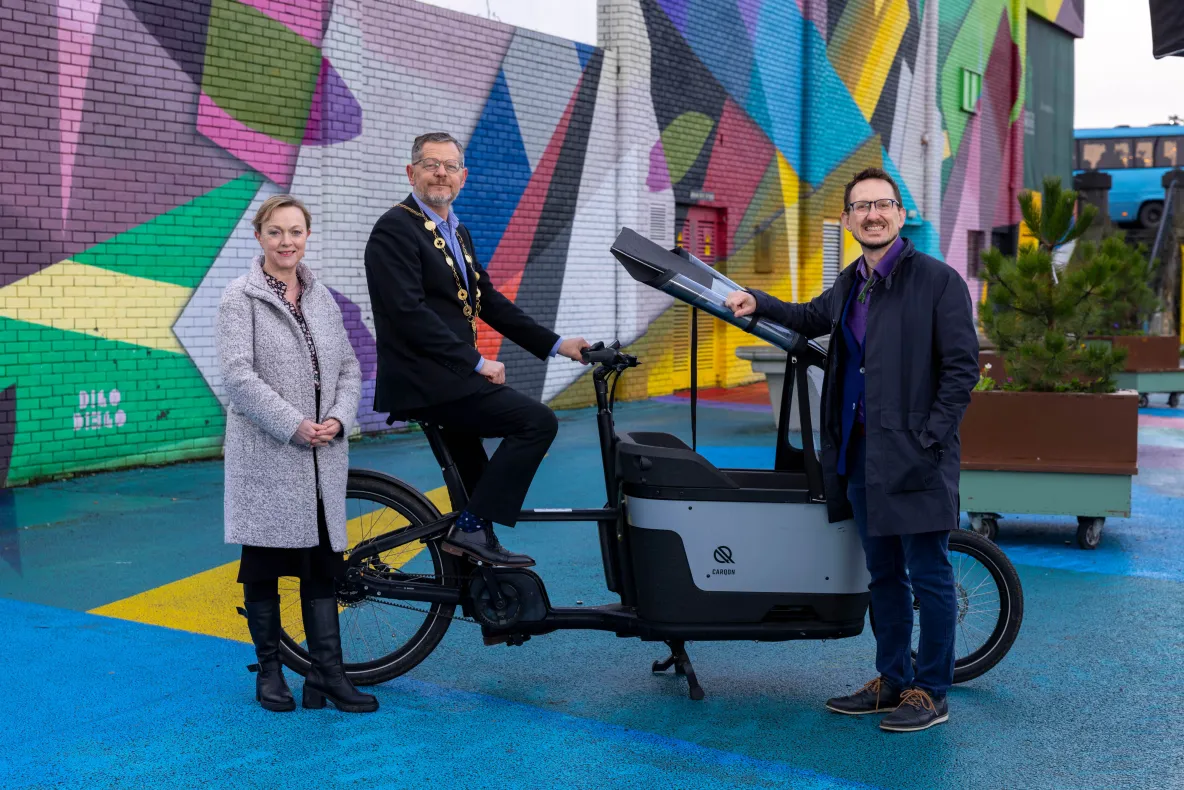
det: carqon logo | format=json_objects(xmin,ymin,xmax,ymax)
[{"xmin": 712, "ymin": 546, "xmax": 736, "ymax": 575}]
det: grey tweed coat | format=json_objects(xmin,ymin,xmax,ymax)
[{"xmin": 217, "ymin": 256, "xmax": 361, "ymax": 551}]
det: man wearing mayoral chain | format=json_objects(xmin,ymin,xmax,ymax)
[{"xmin": 365, "ymin": 132, "xmax": 590, "ymax": 568}]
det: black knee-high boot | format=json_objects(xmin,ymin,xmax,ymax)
[
  {"xmin": 243, "ymin": 597, "xmax": 295, "ymax": 712},
  {"xmin": 300, "ymin": 597, "xmax": 379, "ymax": 713}
]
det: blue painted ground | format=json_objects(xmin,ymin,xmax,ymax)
[{"xmin": 3, "ymin": 397, "xmax": 1184, "ymax": 789}]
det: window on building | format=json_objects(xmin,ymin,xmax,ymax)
[
  {"xmin": 1134, "ymin": 138, "xmax": 1156, "ymax": 167},
  {"xmin": 822, "ymin": 222, "xmax": 843, "ymax": 289},
  {"xmin": 960, "ymin": 68, "xmax": 983, "ymax": 114},
  {"xmin": 1158, "ymin": 138, "xmax": 1181, "ymax": 167},
  {"xmin": 1078, "ymin": 139, "xmax": 1133, "ymax": 170},
  {"xmin": 967, "ymin": 230, "xmax": 986, "ymax": 278}
]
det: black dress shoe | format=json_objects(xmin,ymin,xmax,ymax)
[
  {"xmin": 441, "ymin": 525, "xmax": 535, "ymax": 567},
  {"xmin": 242, "ymin": 597, "xmax": 295, "ymax": 712},
  {"xmin": 880, "ymin": 688, "xmax": 949, "ymax": 732},
  {"xmin": 300, "ymin": 597, "xmax": 379, "ymax": 713},
  {"xmin": 825, "ymin": 677, "xmax": 902, "ymax": 715}
]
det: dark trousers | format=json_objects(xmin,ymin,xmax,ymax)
[
  {"xmin": 405, "ymin": 385, "xmax": 559, "ymax": 527},
  {"xmin": 845, "ymin": 434, "xmax": 957, "ymax": 698}
]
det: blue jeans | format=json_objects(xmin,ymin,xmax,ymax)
[{"xmin": 845, "ymin": 435, "xmax": 957, "ymax": 698}]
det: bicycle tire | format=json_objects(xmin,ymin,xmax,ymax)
[
  {"xmin": 277, "ymin": 472, "xmax": 462, "ymax": 686},
  {"xmin": 948, "ymin": 529, "xmax": 1023, "ymax": 683},
  {"xmin": 866, "ymin": 529, "xmax": 1024, "ymax": 684}
]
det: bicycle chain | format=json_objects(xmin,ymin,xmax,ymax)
[{"xmin": 350, "ymin": 571, "xmax": 480, "ymax": 625}]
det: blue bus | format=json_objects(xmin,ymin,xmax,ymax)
[{"xmin": 1073, "ymin": 124, "xmax": 1184, "ymax": 228}]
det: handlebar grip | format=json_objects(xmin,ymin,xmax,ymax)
[{"xmin": 582, "ymin": 348, "xmax": 619, "ymax": 364}]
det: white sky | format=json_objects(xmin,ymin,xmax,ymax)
[{"xmin": 421, "ymin": 0, "xmax": 1184, "ymax": 130}]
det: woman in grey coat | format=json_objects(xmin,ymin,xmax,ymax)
[{"xmin": 217, "ymin": 194, "xmax": 375, "ymax": 714}]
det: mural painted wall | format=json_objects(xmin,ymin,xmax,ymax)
[{"xmin": 0, "ymin": 0, "xmax": 1081, "ymax": 487}]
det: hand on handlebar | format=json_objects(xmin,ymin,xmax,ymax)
[
  {"xmin": 725, "ymin": 290, "xmax": 757, "ymax": 318},
  {"xmin": 580, "ymin": 341, "xmax": 639, "ymax": 367},
  {"xmin": 558, "ymin": 337, "xmax": 591, "ymax": 364}
]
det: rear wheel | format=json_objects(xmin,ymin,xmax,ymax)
[
  {"xmin": 276, "ymin": 472, "xmax": 462, "ymax": 686},
  {"xmin": 870, "ymin": 529, "xmax": 1023, "ymax": 684},
  {"xmin": 943, "ymin": 530, "xmax": 1023, "ymax": 682}
]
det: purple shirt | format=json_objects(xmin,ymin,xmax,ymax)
[{"xmin": 845, "ymin": 235, "xmax": 904, "ymax": 422}]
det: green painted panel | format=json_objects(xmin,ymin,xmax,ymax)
[
  {"xmin": 960, "ymin": 469, "xmax": 1132, "ymax": 517},
  {"xmin": 1023, "ymin": 15, "xmax": 1074, "ymax": 191},
  {"xmin": 0, "ymin": 317, "xmax": 226, "ymax": 487},
  {"xmin": 660, "ymin": 112, "xmax": 716, "ymax": 185},
  {"xmin": 72, "ymin": 173, "xmax": 264, "ymax": 288},
  {"xmin": 1114, "ymin": 370, "xmax": 1184, "ymax": 392},
  {"xmin": 201, "ymin": 0, "xmax": 321, "ymax": 145}
]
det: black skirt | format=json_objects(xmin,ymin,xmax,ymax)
[{"xmin": 237, "ymin": 496, "xmax": 344, "ymax": 582}]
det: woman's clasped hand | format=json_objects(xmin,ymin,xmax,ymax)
[{"xmin": 294, "ymin": 418, "xmax": 342, "ymax": 447}]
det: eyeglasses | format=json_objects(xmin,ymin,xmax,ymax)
[
  {"xmin": 414, "ymin": 158, "xmax": 463, "ymax": 174},
  {"xmin": 846, "ymin": 198, "xmax": 900, "ymax": 215}
]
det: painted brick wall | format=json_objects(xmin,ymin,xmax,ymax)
[{"xmin": 0, "ymin": 0, "xmax": 1074, "ymax": 486}]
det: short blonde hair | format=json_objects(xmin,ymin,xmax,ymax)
[{"xmin": 253, "ymin": 194, "xmax": 312, "ymax": 234}]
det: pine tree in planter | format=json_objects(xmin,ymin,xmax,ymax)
[
  {"xmin": 976, "ymin": 177, "xmax": 1127, "ymax": 392},
  {"xmin": 1087, "ymin": 235, "xmax": 1160, "ymax": 337},
  {"xmin": 960, "ymin": 177, "xmax": 1140, "ymax": 550},
  {"xmin": 1082, "ymin": 235, "xmax": 1179, "ymax": 372}
]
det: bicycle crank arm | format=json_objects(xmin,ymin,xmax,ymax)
[
  {"xmin": 346, "ymin": 512, "xmax": 456, "ymax": 564},
  {"xmin": 345, "ymin": 567, "xmax": 462, "ymax": 605}
]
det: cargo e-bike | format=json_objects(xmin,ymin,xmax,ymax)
[{"xmin": 274, "ymin": 339, "xmax": 1023, "ymax": 700}]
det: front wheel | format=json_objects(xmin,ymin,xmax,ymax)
[{"xmin": 276, "ymin": 471, "xmax": 462, "ymax": 686}]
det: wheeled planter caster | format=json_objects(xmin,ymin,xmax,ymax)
[
  {"xmin": 1076, "ymin": 516, "xmax": 1104, "ymax": 550},
  {"xmin": 968, "ymin": 512, "xmax": 1000, "ymax": 542}
]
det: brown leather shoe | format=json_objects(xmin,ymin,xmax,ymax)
[{"xmin": 825, "ymin": 677, "xmax": 902, "ymax": 715}]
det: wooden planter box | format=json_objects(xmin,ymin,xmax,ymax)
[
  {"xmin": 960, "ymin": 390, "xmax": 1138, "ymax": 475},
  {"xmin": 979, "ymin": 335, "xmax": 1181, "ymax": 382},
  {"xmin": 1088, "ymin": 334, "xmax": 1181, "ymax": 372},
  {"xmin": 959, "ymin": 389, "xmax": 1139, "ymax": 547}
]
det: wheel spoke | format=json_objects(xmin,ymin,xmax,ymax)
[{"xmin": 277, "ymin": 474, "xmax": 458, "ymax": 683}]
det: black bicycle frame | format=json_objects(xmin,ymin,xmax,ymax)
[{"xmin": 342, "ymin": 357, "xmax": 635, "ymax": 606}]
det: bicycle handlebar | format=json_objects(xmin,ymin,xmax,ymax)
[{"xmin": 580, "ymin": 341, "xmax": 638, "ymax": 368}]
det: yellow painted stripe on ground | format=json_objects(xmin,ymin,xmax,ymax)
[
  {"xmin": 88, "ymin": 485, "xmax": 452, "ymax": 643},
  {"xmin": 0, "ymin": 260, "xmax": 192, "ymax": 354}
]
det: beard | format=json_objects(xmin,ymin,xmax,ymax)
[{"xmin": 415, "ymin": 182, "xmax": 455, "ymax": 208}]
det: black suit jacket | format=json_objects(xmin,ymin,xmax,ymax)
[{"xmin": 364, "ymin": 195, "xmax": 560, "ymax": 415}]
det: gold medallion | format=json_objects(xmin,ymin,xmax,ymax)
[
  {"xmin": 457, "ymin": 288, "xmax": 468, "ymax": 301},
  {"xmin": 424, "ymin": 220, "xmax": 436, "ymax": 232},
  {"xmin": 445, "ymin": 256, "xmax": 454, "ymax": 267},
  {"xmin": 476, "ymin": 288, "xmax": 482, "ymax": 298},
  {"xmin": 463, "ymin": 304, "xmax": 473, "ymax": 317},
  {"xmin": 473, "ymin": 270, "xmax": 480, "ymax": 280},
  {"xmin": 464, "ymin": 253, "xmax": 473, "ymax": 264},
  {"xmin": 434, "ymin": 237, "xmax": 446, "ymax": 250}
]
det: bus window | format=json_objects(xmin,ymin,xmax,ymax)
[
  {"xmin": 1134, "ymin": 138, "xmax": 1155, "ymax": 167},
  {"xmin": 1079, "ymin": 139, "xmax": 1133, "ymax": 170},
  {"xmin": 1158, "ymin": 138, "xmax": 1181, "ymax": 167}
]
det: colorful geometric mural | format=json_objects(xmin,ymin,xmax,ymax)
[
  {"xmin": 0, "ymin": 0, "xmax": 1080, "ymax": 488},
  {"xmin": 1027, "ymin": 0, "xmax": 1085, "ymax": 37}
]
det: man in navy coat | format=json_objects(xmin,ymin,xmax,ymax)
[{"xmin": 726, "ymin": 167, "xmax": 980, "ymax": 732}]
